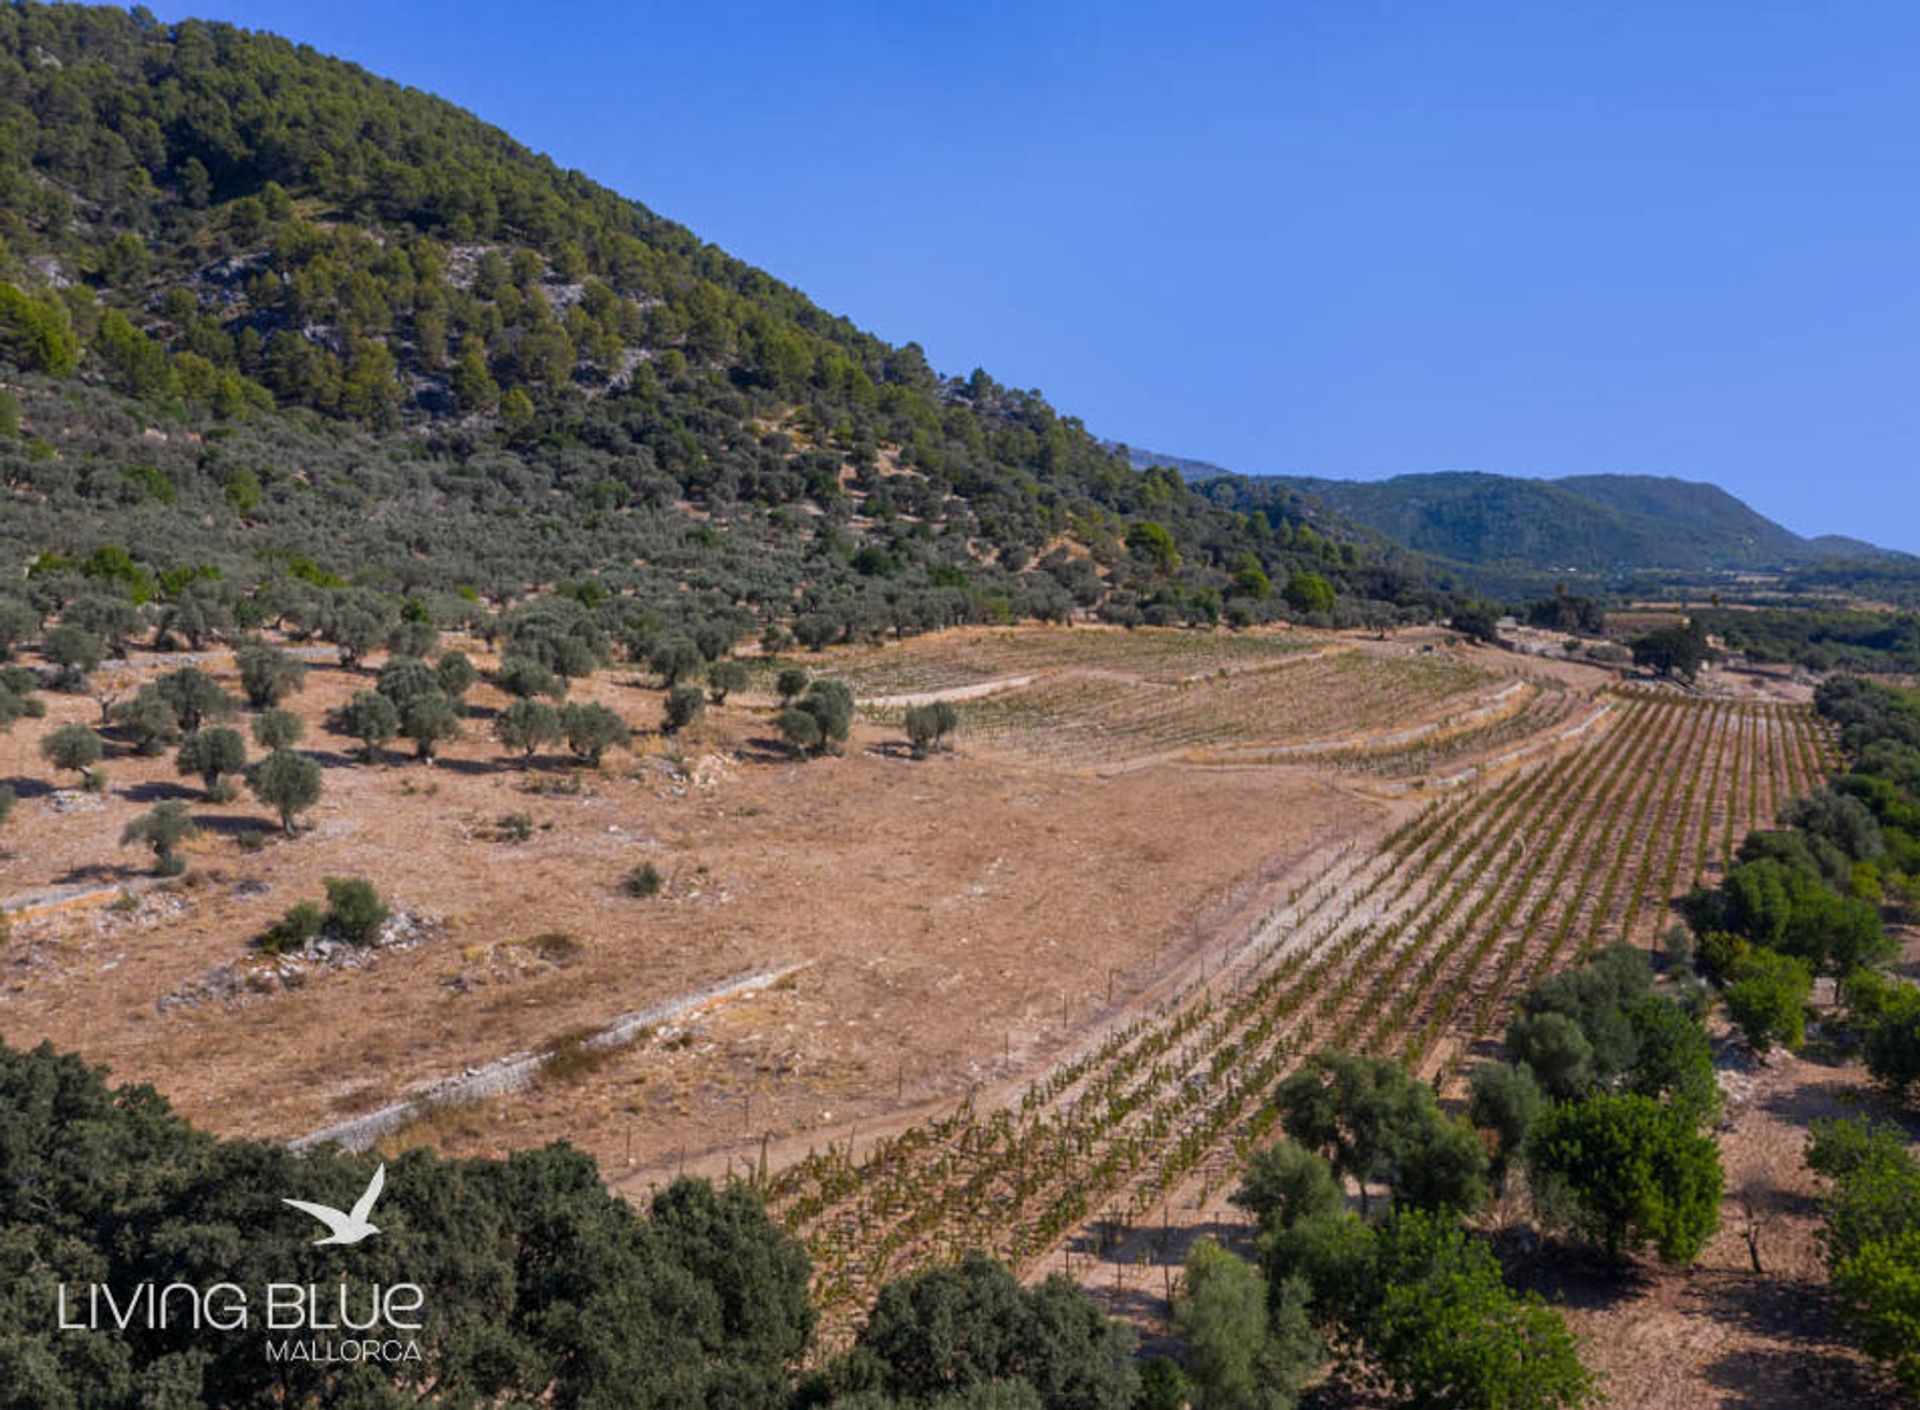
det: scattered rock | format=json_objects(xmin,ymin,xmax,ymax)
[
  {"xmin": 48, "ymin": 790, "xmax": 106, "ymax": 815},
  {"xmin": 158, "ymin": 910, "xmax": 444, "ymax": 1012}
]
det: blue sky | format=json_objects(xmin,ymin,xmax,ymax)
[{"xmin": 158, "ymin": 2, "xmax": 1920, "ymax": 550}]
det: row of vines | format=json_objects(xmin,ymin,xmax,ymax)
[{"xmin": 764, "ymin": 689, "xmax": 1831, "ymax": 1331}]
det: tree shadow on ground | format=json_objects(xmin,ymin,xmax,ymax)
[
  {"xmin": 122, "ymin": 779, "xmax": 200, "ymax": 803},
  {"xmin": 1499, "ymin": 1234, "xmax": 1654, "ymax": 1313},
  {"xmin": 1762, "ymin": 1080, "xmax": 1920, "ymax": 1140},
  {"xmin": 1694, "ymin": 1269, "xmax": 1850, "ymax": 1346},
  {"xmin": 185, "ymin": 812, "xmax": 278, "ymax": 840},
  {"xmin": 51, "ymin": 860, "xmax": 140, "ymax": 887},
  {"xmin": 1758, "ymin": 1080, "xmax": 1861, "ymax": 1129},
  {"xmin": 738, "ymin": 736, "xmax": 808, "ymax": 765},
  {"xmin": 413, "ymin": 755, "xmax": 498, "ymax": 777},
  {"xmin": 1702, "ymin": 1344, "xmax": 1895, "ymax": 1408}
]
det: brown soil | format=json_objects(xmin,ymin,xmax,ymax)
[
  {"xmin": 1532, "ymin": 1023, "xmax": 1906, "ymax": 1408},
  {"xmin": 0, "ymin": 635, "xmax": 1383, "ymax": 1180},
  {"xmin": 0, "ymin": 625, "xmax": 1884, "ymax": 1406}
]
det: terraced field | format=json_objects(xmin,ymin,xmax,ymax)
[
  {"xmin": 812, "ymin": 630, "xmax": 1537, "ymax": 775},
  {"xmin": 761, "ymin": 689, "xmax": 1833, "ymax": 1329},
  {"xmin": 750, "ymin": 625, "xmax": 1330, "ymax": 698},
  {"xmin": 932, "ymin": 651, "xmax": 1498, "ymax": 768}
]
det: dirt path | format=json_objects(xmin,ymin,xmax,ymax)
[
  {"xmin": 1539, "ymin": 1031, "xmax": 1902, "ymax": 1407},
  {"xmin": 855, "ymin": 675, "xmax": 1034, "ymax": 709}
]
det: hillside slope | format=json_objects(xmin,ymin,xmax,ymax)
[{"xmin": 0, "ymin": 3, "xmax": 1439, "ymax": 641}]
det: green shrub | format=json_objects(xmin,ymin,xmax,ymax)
[
  {"xmin": 258, "ymin": 901, "xmax": 323, "ymax": 955},
  {"xmin": 323, "ymin": 877, "xmax": 388, "ymax": 946}
]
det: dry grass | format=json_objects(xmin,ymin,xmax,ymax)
[{"xmin": 749, "ymin": 623, "xmax": 1331, "ymax": 698}]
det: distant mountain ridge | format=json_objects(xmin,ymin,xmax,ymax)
[{"xmin": 1116, "ymin": 447, "xmax": 1902, "ymax": 575}]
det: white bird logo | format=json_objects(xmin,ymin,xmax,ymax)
[{"xmin": 282, "ymin": 1163, "xmax": 386, "ymax": 1246}]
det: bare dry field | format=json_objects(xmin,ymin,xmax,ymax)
[
  {"xmin": 0, "ymin": 621, "xmax": 1879, "ymax": 1403},
  {"xmin": 2, "ymin": 625, "xmax": 1476, "ymax": 1165}
]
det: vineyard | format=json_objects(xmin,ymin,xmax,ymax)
[
  {"xmin": 760, "ymin": 689, "xmax": 1834, "ymax": 1332},
  {"xmin": 845, "ymin": 641, "xmax": 1525, "ymax": 773}
]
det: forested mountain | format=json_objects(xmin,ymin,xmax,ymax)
[
  {"xmin": 1121, "ymin": 448, "xmax": 1903, "ymax": 580},
  {"xmin": 1204, "ymin": 470, "xmax": 1902, "ymax": 576},
  {"xmin": 0, "ymin": 2, "xmax": 1444, "ymax": 643}
]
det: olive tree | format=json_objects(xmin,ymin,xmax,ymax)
[
  {"xmin": 328, "ymin": 690, "xmax": 399, "ymax": 763},
  {"xmin": 1468, "ymin": 1062, "xmax": 1546, "ymax": 1188},
  {"xmin": 1275, "ymin": 1051, "xmax": 1487, "ymax": 1215},
  {"xmin": 494, "ymin": 698, "xmax": 563, "ymax": 764},
  {"xmin": 387, "ymin": 619, "xmax": 438, "ymax": 660},
  {"xmin": 435, "ymin": 650, "xmax": 477, "ymax": 707},
  {"xmin": 496, "ymin": 656, "xmax": 566, "ymax": 700},
  {"xmin": 151, "ymin": 667, "xmax": 236, "ymax": 733},
  {"xmin": 0, "ymin": 596, "xmax": 38, "ymax": 660},
  {"xmin": 1230, "ymin": 1141, "xmax": 1344, "ymax": 1239},
  {"xmin": 325, "ymin": 604, "xmax": 387, "ymax": 669},
  {"xmin": 375, "ymin": 656, "xmax": 438, "ymax": 708},
  {"xmin": 775, "ymin": 666, "xmax": 809, "ymax": 705},
  {"xmin": 110, "ymin": 686, "xmax": 183, "ymax": 755},
  {"xmin": 781, "ymin": 678, "xmax": 853, "ymax": 757},
  {"xmin": 904, "ymin": 701, "xmax": 959, "ymax": 758},
  {"xmin": 1175, "ymin": 1238, "xmax": 1318, "ymax": 1410},
  {"xmin": 40, "ymin": 722, "xmax": 103, "ymax": 785},
  {"xmin": 176, "ymin": 727, "xmax": 248, "ymax": 799},
  {"xmin": 706, "ymin": 659, "xmax": 748, "ymax": 704},
  {"xmin": 560, "ymin": 701, "xmax": 630, "ymax": 764},
  {"xmin": 776, "ymin": 707, "xmax": 821, "ymax": 757},
  {"xmin": 44, "ymin": 624, "xmax": 103, "ymax": 690},
  {"xmin": 121, "ymin": 800, "xmax": 197, "ymax": 875},
  {"xmin": 650, "ymin": 637, "xmax": 703, "ymax": 689},
  {"xmin": 235, "ymin": 642, "xmax": 306, "ymax": 708},
  {"xmin": 248, "ymin": 748, "xmax": 322, "ymax": 835},
  {"xmin": 399, "ymin": 692, "xmax": 462, "ymax": 762},
  {"xmin": 663, "ymin": 685, "xmax": 705, "ymax": 736},
  {"xmin": 251, "ymin": 708, "xmax": 304, "ymax": 750}
]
